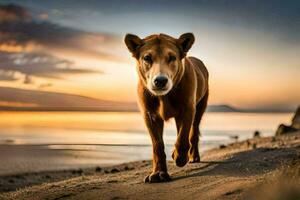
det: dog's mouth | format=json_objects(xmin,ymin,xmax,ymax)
[
  {"xmin": 152, "ymin": 87, "xmax": 168, "ymax": 91},
  {"xmin": 149, "ymin": 86, "xmax": 172, "ymax": 96}
]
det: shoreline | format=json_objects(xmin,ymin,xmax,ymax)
[
  {"xmin": 0, "ymin": 110, "xmax": 294, "ymax": 113},
  {"xmin": 1, "ymin": 131, "xmax": 299, "ymax": 199}
]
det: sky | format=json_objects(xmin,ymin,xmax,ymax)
[{"xmin": 0, "ymin": 0, "xmax": 299, "ymax": 111}]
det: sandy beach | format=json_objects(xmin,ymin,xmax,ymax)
[{"xmin": 1, "ymin": 130, "xmax": 299, "ymax": 200}]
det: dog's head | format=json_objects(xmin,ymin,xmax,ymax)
[{"xmin": 125, "ymin": 33, "xmax": 194, "ymax": 96}]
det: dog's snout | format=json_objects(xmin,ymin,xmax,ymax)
[{"xmin": 153, "ymin": 76, "xmax": 168, "ymax": 89}]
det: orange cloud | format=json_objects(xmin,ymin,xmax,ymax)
[
  {"xmin": 0, "ymin": 4, "xmax": 30, "ymax": 22},
  {"xmin": 0, "ymin": 100, "xmax": 38, "ymax": 107},
  {"xmin": 0, "ymin": 42, "xmax": 38, "ymax": 53}
]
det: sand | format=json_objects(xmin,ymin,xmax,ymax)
[
  {"xmin": 1, "ymin": 131, "xmax": 299, "ymax": 200},
  {"xmin": 0, "ymin": 144, "xmax": 135, "ymax": 176}
]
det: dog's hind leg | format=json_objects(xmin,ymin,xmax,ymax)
[{"xmin": 189, "ymin": 90, "xmax": 209, "ymax": 163}]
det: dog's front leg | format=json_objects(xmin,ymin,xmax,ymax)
[
  {"xmin": 143, "ymin": 112, "xmax": 170, "ymax": 183},
  {"xmin": 173, "ymin": 106, "xmax": 195, "ymax": 167}
]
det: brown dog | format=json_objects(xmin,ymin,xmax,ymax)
[{"xmin": 124, "ymin": 33, "xmax": 209, "ymax": 183}]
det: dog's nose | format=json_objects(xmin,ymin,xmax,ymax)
[{"xmin": 153, "ymin": 76, "xmax": 168, "ymax": 89}]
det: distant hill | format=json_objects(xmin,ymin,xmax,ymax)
[
  {"xmin": 206, "ymin": 104, "xmax": 293, "ymax": 113},
  {"xmin": 0, "ymin": 87, "xmax": 138, "ymax": 111},
  {"xmin": 206, "ymin": 104, "xmax": 239, "ymax": 112}
]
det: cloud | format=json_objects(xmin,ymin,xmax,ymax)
[
  {"xmin": 0, "ymin": 4, "xmax": 124, "ymax": 62},
  {"xmin": 38, "ymin": 82, "xmax": 52, "ymax": 89},
  {"xmin": 0, "ymin": 52, "xmax": 100, "ymax": 81},
  {"xmin": 0, "ymin": 4, "xmax": 30, "ymax": 22},
  {"xmin": 38, "ymin": 13, "xmax": 48, "ymax": 20},
  {"xmin": 0, "ymin": 4, "xmax": 107, "ymax": 82},
  {"xmin": 23, "ymin": 75, "xmax": 33, "ymax": 84},
  {"xmin": 0, "ymin": 70, "xmax": 18, "ymax": 81}
]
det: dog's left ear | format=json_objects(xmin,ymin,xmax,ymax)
[
  {"xmin": 177, "ymin": 33, "xmax": 195, "ymax": 57},
  {"xmin": 124, "ymin": 34, "xmax": 143, "ymax": 58}
]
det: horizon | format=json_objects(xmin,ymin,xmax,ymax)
[
  {"xmin": 0, "ymin": 1, "xmax": 299, "ymax": 111},
  {"xmin": 0, "ymin": 85, "xmax": 296, "ymax": 113}
]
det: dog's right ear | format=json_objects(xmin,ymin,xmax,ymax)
[{"xmin": 124, "ymin": 34, "xmax": 143, "ymax": 58}]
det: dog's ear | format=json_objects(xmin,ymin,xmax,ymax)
[
  {"xmin": 124, "ymin": 34, "xmax": 143, "ymax": 58},
  {"xmin": 177, "ymin": 33, "xmax": 195, "ymax": 57}
]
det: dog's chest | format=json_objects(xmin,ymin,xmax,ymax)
[{"xmin": 158, "ymin": 96, "xmax": 179, "ymax": 121}]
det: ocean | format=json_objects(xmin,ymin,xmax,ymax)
[{"xmin": 0, "ymin": 111, "xmax": 292, "ymax": 174}]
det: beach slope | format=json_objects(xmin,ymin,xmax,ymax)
[{"xmin": 1, "ymin": 131, "xmax": 300, "ymax": 200}]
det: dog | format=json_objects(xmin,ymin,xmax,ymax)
[{"xmin": 124, "ymin": 33, "xmax": 209, "ymax": 183}]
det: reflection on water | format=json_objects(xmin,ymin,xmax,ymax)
[
  {"xmin": 0, "ymin": 111, "xmax": 292, "ymax": 173},
  {"xmin": 0, "ymin": 111, "xmax": 292, "ymax": 146}
]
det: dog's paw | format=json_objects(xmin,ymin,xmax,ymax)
[
  {"xmin": 189, "ymin": 155, "xmax": 200, "ymax": 163},
  {"xmin": 189, "ymin": 148, "xmax": 200, "ymax": 163},
  {"xmin": 172, "ymin": 149, "xmax": 189, "ymax": 167},
  {"xmin": 144, "ymin": 171, "xmax": 171, "ymax": 183}
]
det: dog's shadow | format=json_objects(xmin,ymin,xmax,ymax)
[{"xmin": 171, "ymin": 147, "xmax": 297, "ymax": 181}]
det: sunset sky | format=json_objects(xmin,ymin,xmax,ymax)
[{"xmin": 0, "ymin": 0, "xmax": 299, "ymax": 111}]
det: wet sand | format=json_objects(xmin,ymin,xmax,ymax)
[
  {"xmin": 0, "ymin": 144, "xmax": 144, "ymax": 176},
  {"xmin": 1, "ymin": 131, "xmax": 299, "ymax": 200}
]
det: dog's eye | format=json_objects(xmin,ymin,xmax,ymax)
[
  {"xmin": 143, "ymin": 55, "xmax": 152, "ymax": 63},
  {"xmin": 168, "ymin": 55, "xmax": 176, "ymax": 62}
]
